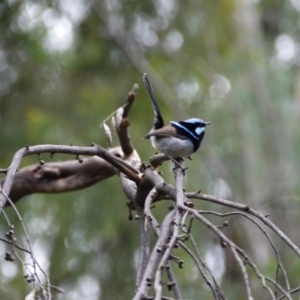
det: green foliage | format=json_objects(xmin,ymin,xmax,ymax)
[{"xmin": 1, "ymin": 0, "xmax": 300, "ymax": 298}]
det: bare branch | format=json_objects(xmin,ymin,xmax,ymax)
[
  {"xmin": 1, "ymin": 191, "xmax": 52, "ymax": 297},
  {"xmin": 198, "ymin": 210, "xmax": 290, "ymax": 292},
  {"xmin": 115, "ymin": 84, "xmax": 139, "ymax": 156},
  {"xmin": 2, "ymin": 155, "xmax": 117, "ymax": 204},
  {"xmin": 230, "ymin": 245, "xmax": 253, "ymax": 300},
  {"xmin": 149, "ymin": 154, "xmax": 170, "ymax": 168},
  {"xmin": 178, "ymin": 230, "xmax": 226, "ymax": 300},
  {"xmin": 0, "ymin": 144, "xmax": 141, "ymax": 209},
  {"xmin": 186, "ymin": 193, "xmax": 300, "ymax": 257},
  {"xmin": 133, "ymin": 211, "xmax": 176, "ymax": 300}
]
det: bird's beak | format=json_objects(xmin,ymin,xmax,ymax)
[{"xmin": 205, "ymin": 122, "xmax": 211, "ymax": 126}]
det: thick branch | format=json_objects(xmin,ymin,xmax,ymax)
[
  {"xmin": 0, "ymin": 145, "xmax": 141, "ymax": 209},
  {"xmin": 4, "ymin": 155, "xmax": 117, "ymax": 204}
]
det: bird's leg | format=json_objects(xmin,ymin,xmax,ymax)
[
  {"xmin": 169, "ymin": 156, "xmax": 188, "ymax": 173},
  {"xmin": 186, "ymin": 156, "xmax": 192, "ymax": 160},
  {"xmin": 175, "ymin": 157, "xmax": 184, "ymax": 165},
  {"xmin": 164, "ymin": 155, "xmax": 183, "ymax": 169}
]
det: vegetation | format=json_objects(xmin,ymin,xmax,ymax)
[{"xmin": 1, "ymin": 1, "xmax": 300, "ymax": 299}]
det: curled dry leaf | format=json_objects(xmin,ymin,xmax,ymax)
[
  {"xmin": 103, "ymin": 122, "xmax": 113, "ymax": 148},
  {"xmin": 111, "ymin": 116, "xmax": 116, "ymax": 141}
]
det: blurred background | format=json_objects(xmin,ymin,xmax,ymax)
[{"xmin": 1, "ymin": 0, "xmax": 300, "ymax": 299}]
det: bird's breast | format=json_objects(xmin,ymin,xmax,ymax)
[{"xmin": 151, "ymin": 136, "xmax": 195, "ymax": 158}]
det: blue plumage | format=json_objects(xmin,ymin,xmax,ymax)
[
  {"xmin": 171, "ymin": 120, "xmax": 202, "ymax": 140},
  {"xmin": 143, "ymin": 73, "xmax": 210, "ymax": 158}
]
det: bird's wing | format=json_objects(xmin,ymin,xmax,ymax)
[
  {"xmin": 143, "ymin": 73, "xmax": 164, "ymax": 129},
  {"xmin": 144, "ymin": 124, "xmax": 185, "ymax": 139}
]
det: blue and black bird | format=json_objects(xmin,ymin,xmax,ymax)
[{"xmin": 143, "ymin": 73, "xmax": 210, "ymax": 159}]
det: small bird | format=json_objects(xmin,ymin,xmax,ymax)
[{"xmin": 143, "ymin": 73, "xmax": 211, "ymax": 159}]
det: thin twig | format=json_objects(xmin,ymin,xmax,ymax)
[
  {"xmin": 198, "ymin": 210, "xmax": 290, "ymax": 292},
  {"xmin": 133, "ymin": 211, "xmax": 176, "ymax": 300},
  {"xmin": 1, "ymin": 190, "xmax": 52, "ymax": 298},
  {"xmin": 178, "ymin": 241, "xmax": 225, "ymax": 300},
  {"xmin": 230, "ymin": 244, "xmax": 253, "ymax": 300},
  {"xmin": 186, "ymin": 207, "xmax": 289, "ymax": 300},
  {"xmin": 186, "ymin": 192, "xmax": 300, "ymax": 257},
  {"xmin": 0, "ymin": 237, "xmax": 31, "ymax": 254}
]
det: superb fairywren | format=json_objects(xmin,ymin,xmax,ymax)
[{"xmin": 143, "ymin": 73, "xmax": 211, "ymax": 158}]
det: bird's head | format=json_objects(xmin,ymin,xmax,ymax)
[{"xmin": 171, "ymin": 118, "xmax": 211, "ymax": 140}]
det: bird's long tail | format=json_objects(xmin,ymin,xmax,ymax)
[{"xmin": 143, "ymin": 73, "xmax": 164, "ymax": 129}]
